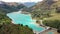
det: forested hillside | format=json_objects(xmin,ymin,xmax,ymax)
[
  {"xmin": 0, "ymin": 1, "xmax": 27, "ymax": 13},
  {"xmin": 0, "ymin": 1, "xmax": 34, "ymax": 34}
]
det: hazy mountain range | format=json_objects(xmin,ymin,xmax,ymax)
[
  {"xmin": 22, "ymin": 2, "xmax": 36, "ymax": 7},
  {"xmin": 0, "ymin": 0, "xmax": 59, "ymax": 13},
  {"xmin": 0, "ymin": 1, "xmax": 36, "ymax": 13},
  {"xmin": 0, "ymin": 1, "xmax": 36, "ymax": 7},
  {"xmin": 0, "ymin": 1, "xmax": 25, "ymax": 13}
]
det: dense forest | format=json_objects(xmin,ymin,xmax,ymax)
[{"xmin": 0, "ymin": 23, "xmax": 34, "ymax": 34}]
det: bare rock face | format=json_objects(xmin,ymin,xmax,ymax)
[
  {"xmin": 53, "ymin": 0, "xmax": 59, "ymax": 2},
  {"xmin": 44, "ymin": 0, "xmax": 59, "ymax": 2},
  {"xmin": 32, "ymin": 0, "xmax": 59, "ymax": 9},
  {"xmin": 6, "ymin": 2, "xmax": 18, "ymax": 7},
  {"xmin": 45, "ymin": 0, "xmax": 59, "ymax": 5}
]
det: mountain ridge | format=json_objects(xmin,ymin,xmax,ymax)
[{"xmin": 0, "ymin": 1, "xmax": 27, "ymax": 13}]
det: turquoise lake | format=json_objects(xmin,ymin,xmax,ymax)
[{"xmin": 7, "ymin": 13, "xmax": 45, "ymax": 32}]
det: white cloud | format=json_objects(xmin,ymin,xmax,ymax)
[{"xmin": 1, "ymin": 0, "xmax": 43, "ymax": 3}]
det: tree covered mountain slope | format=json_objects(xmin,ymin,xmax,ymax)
[
  {"xmin": 0, "ymin": 1, "xmax": 27, "ymax": 13},
  {"xmin": 29, "ymin": 0, "xmax": 60, "ymax": 19}
]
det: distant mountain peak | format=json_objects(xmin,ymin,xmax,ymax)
[
  {"xmin": 44, "ymin": 0, "xmax": 59, "ymax": 2},
  {"xmin": 22, "ymin": 2, "xmax": 36, "ymax": 7},
  {"xmin": 5, "ymin": 2, "xmax": 19, "ymax": 7},
  {"xmin": 0, "ymin": 1, "xmax": 5, "ymax": 4},
  {"xmin": 53, "ymin": 0, "xmax": 59, "ymax": 2}
]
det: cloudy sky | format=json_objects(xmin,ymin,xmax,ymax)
[{"xmin": 1, "ymin": 0, "xmax": 43, "ymax": 3}]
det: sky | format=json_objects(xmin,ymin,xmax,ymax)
[{"xmin": 1, "ymin": 0, "xmax": 43, "ymax": 3}]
